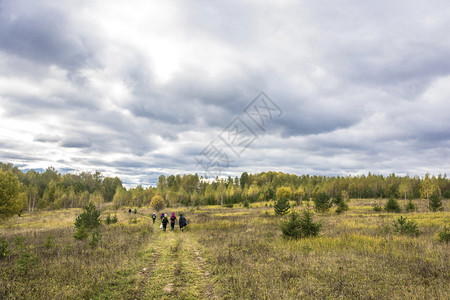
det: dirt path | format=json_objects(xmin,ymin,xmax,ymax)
[{"xmin": 140, "ymin": 226, "xmax": 216, "ymax": 299}]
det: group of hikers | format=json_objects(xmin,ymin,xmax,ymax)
[{"xmin": 151, "ymin": 212, "xmax": 187, "ymax": 232}]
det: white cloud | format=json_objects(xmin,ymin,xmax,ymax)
[{"xmin": 0, "ymin": 0, "xmax": 449, "ymax": 185}]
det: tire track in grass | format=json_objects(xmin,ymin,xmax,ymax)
[{"xmin": 144, "ymin": 228, "xmax": 216, "ymax": 299}]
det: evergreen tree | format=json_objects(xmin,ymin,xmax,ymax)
[
  {"xmin": 75, "ymin": 202, "xmax": 101, "ymax": 230},
  {"xmin": 274, "ymin": 186, "xmax": 292, "ymax": 215},
  {"xmin": 73, "ymin": 224, "xmax": 89, "ymax": 240},
  {"xmin": 384, "ymin": 196, "xmax": 401, "ymax": 213},
  {"xmin": 405, "ymin": 200, "xmax": 416, "ymax": 212},
  {"xmin": 333, "ymin": 193, "xmax": 348, "ymax": 214},
  {"xmin": 281, "ymin": 210, "xmax": 321, "ymax": 239},
  {"xmin": 392, "ymin": 216, "xmax": 420, "ymax": 236},
  {"xmin": 438, "ymin": 226, "xmax": 449, "ymax": 244},
  {"xmin": 429, "ymin": 193, "xmax": 443, "ymax": 212},
  {"xmin": 274, "ymin": 197, "xmax": 290, "ymax": 215},
  {"xmin": 313, "ymin": 192, "xmax": 332, "ymax": 213}
]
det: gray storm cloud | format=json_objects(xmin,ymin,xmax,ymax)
[{"xmin": 0, "ymin": 0, "xmax": 449, "ymax": 186}]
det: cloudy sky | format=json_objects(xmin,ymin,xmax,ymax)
[{"xmin": 1, "ymin": 0, "xmax": 449, "ymax": 187}]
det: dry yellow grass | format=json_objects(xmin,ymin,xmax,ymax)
[{"xmin": 0, "ymin": 198, "xmax": 448, "ymax": 299}]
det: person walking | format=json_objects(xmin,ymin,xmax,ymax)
[
  {"xmin": 152, "ymin": 212, "xmax": 156, "ymax": 224},
  {"xmin": 170, "ymin": 212, "xmax": 177, "ymax": 231},
  {"xmin": 179, "ymin": 213, "xmax": 187, "ymax": 231},
  {"xmin": 161, "ymin": 214, "xmax": 169, "ymax": 231}
]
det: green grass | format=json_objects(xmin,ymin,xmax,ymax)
[{"xmin": 0, "ymin": 199, "xmax": 448, "ymax": 299}]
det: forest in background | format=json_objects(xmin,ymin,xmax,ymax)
[{"xmin": 1, "ymin": 161, "xmax": 449, "ymax": 215}]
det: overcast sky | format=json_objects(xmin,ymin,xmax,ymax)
[{"xmin": 1, "ymin": 0, "xmax": 449, "ymax": 187}]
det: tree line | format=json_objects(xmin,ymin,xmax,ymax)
[{"xmin": 1, "ymin": 161, "xmax": 449, "ymax": 218}]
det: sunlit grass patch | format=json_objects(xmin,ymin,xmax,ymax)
[
  {"xmin": 407, "ymin": 212, "xmax": 449, "ymax": 227},
  {"xmin": 333, "ymin": 218, "xmax": 379, "ymax": 231},
  {"xmin": 214, "ymin": 211, "xmax": 250, "ymax": 217},
  {"xmin": 348, "ymin": 205, "xmax": 374, "ymax": 212}
]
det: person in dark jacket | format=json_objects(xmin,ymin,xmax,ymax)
[
  {"xmin": 152, "ymin": 213, "xmax": 156, "ymax": 224},
  {"xmin": 161, "ymin": 214, "xmax": 169, "ymax": 231},
  {"xmin": 170, "ymin": 212, "xmax": 177, "ymax": 231},
  {"xmin": 179, "ymin": 213, "xmax": 187, "ymax": 231}
]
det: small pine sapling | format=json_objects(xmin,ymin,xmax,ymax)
[
  {"xmin": 75, "ymin": 202, "xmax": 101, "ymax": 230},
  {"xmin": 281, "ymin": 210, "xmax": 322, "ymax": 239},
  {"xmin": 393, "ymin": 216, "xmax": 420, "ymax": 236},
  {"xmin": 73, "ymin": 224, "xmax": 89, "ymax": 240},
  {"xmin": 429, "ymin": 193, "xmax": 443, "ymax": 212},
  {"xmin": 313, "ymin": 192, "xmax": 332, "ymax": 213},
  {"xmin": 111, "ymin": 214, "xmax": 118, "ymax": 224},
  {"xmin": 437, "ymin": 226, "xmax": 449, "ymax": 244},
  {"xmin": 89, "ymin": 229, "xmax": 102, "ymax": 248},
  {"xmin": 404, "ymin": 200, "xmax": 416, "ymax": 212},
  {"xmin": 373, "ymin": 204, "xmax": 382, "ymax": 212},
  {"xmin": 333, "ymin": 194, "xmax": 348, "ymax": 214},
  {"xmin": 44, "ymin": 235, "xmax": 54, "ymax": 249},
  {"xmin": 384, "ymin": 196, "xmax": 401, "ymax": 213},
  {"xmin": 105, "ymin": 214, "xmax": 112, "ymax": 225},
  {"xmin": 0, "ymin": 236, "xmax": 9, "ymax": 259}
]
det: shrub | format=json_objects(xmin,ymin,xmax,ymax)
[
  {"xmin": 405, "ymin": 200, "xmax": 416, "ymax": 212},
  {"xmin": 333, "ymin": 194, "xmax": 348, "ymax": 214},
  {"xmin": 243, "ymin": 201, "xmax": 250, "ymax": 208},
  {"xmin": 373, "ymin": 204, "xmax": 382, "ymax": 212},
  {"xmin": 429, "ymin": 193, "xmax": 443, "ymax": 212},
  {"xmin": 281, "ymin": 210, "xmax": 322, "ymax": 239},
  {"xmin": 393, "ymin": 216, "xmax": 420, "ymax": 236},
  {"xmin": 105, "ymin": 214, "xmax": 118, "ymax": 224},
  {"xmin": 437, "ymin": 226, "xmax": 449, "ymax": 244},
  {"xmin": 73, "ymin": 224, "xmax": 89, "ymax": 240},
  {"xmin": 150, "ymin": 195, "xmax": 165, "ymax": 211},
  {"xmin": 0, "ymin": 236, "xmax": 9, "ymax": 259},
  {"xmin": 89, "ymin": 229, "xmax": 102, "ymax": 248},
  {"xmin": 111, "ymin": 214, "xmax": 118, "ymax": 224},
  {"xmin": 75, "ymin": 202, "xmax": 101, "ymax": 230},
  {"xmin": 223, "ymin": 203, "xmax": 233, "ymax": 208},
  {"xmin": 14, "ymin": 235, "xmax": 25, "ymax": 248},
  {"xmin": 384, "ymin": 196, "xmax": 401, "ymax": 213},
  {"xmin": 44, "ymin": 235, "xmax": 54, "ymax": 249},
  {"xmin": 129, "ymin": 217, "xmax": 139, "ymax": 224},
  {"xmin": 16, "ymin": 248, "xmax": 37, "ymax": 275},
  {"xmin": 313, "ymin": 192, "xmax": 332, "ymax": 213},
  {"xmin": 335, "ymin": 201, "xmax": 349, "ymax": 214},
  {"xmin": 331, "ymin": 194, "xmax": 343, "ymax": 205},
  {"xmin": 12, "ymin": 235, "xmax": 37, "ymax": 274},
  {"xmin": 443, "ymin": 190, "xmax": 450, "ymax": 199}
]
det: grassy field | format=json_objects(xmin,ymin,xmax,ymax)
[{"xmin": 0, "ymin": 199, "xmax": 449, "ymax": 299}]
